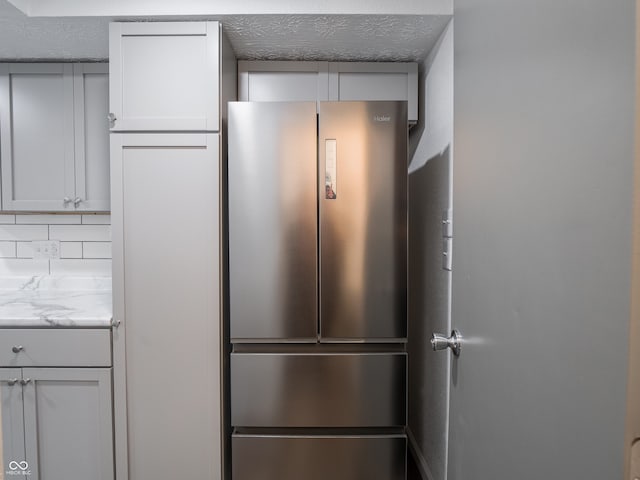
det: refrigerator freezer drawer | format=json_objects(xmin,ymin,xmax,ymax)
[
  {"xmin": 231, "ymin": 353, "xmax": 406, "ymax": 427},
  {"xmin": 232, "ymin": 434, "xmax": 406, "ymax": 480}
]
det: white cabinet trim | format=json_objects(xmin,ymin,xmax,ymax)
[{"xmin": 119, "ymin": 21, "xmax": 208, "ymax": 36}]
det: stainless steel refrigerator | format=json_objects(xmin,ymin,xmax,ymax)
[{"xmin": 228, "ymin": 101, "xmax": 408, "ymax": 480}]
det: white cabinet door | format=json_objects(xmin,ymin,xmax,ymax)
[
  {"xmin": 111, "ymin": 133, "xmax": 221, "ymax": 480},
  {"xmin": 109, "ymin": 22, "xmax": 220, "ymax": 132},
  {"xmin": 22, "ymin": 368, "xmax": 114, "ymax": 480},
  {"xmin": 238, "ymin": 60, "xmax": 329, "ymax": 105},
  {"xmin": 0, "ymin": 369, "xmax": 25, "ymax": 476},
  {"xmin": 0, "ymin": 64, "xmax": 76, "ymax": 211},
  {"xmin": 329, "ymin": 62, "xmax": 418, "ymax": 124},
  {"xmin": 73, "ymin": 63, "xmax": 110, "ymax": 212}
]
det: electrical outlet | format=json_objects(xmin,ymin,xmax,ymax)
[{"xmin": 32, "ymin": 241, "xmax": 61, "ymax": 260}]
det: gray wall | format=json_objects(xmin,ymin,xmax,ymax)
[
  {"xmin": 407, "ymin": 20, "xmax": 453, "ymax": 480},
  {"xmin": 449, "ymin": 0, "xmax": 635, "ymax": 478}
]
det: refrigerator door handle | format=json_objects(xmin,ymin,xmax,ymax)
[{"xmin": 325, "ymin": 139, "xmax": 337, "ymax": 200}]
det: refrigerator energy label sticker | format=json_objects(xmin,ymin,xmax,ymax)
[{"xmin": 325, "ymin": 139, "xmax": 337, "ymax": 199}]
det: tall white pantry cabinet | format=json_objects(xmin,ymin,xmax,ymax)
[{"xmin": 109, "ymin": 22, "xmax": 236, "ymax": 480}]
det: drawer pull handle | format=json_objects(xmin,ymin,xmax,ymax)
[
  {"xmin": 7, "ymin": 378, "xmax": 18, "ymax": 386},
  {"xmin": 11, "ymin": 346, "xmax": 23, "ymax": 354},
  {"xmin": 20, "ymin": 378, "xmax": 31, "ymax": 386}
]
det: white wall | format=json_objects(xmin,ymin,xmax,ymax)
[
  {"xmin": 11, "ymin": 0, "xmax": 452, "ymax": 16},
  {"xmin": 407, "ymin": 20, "xmax": 453, "ymax": 480}
]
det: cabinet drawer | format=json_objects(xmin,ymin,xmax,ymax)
[
  {"xmin": 0, "ymin": 329, "xmax": 111, "ymax": 367},
  {"xmin": 231, "ymin": 353, "xmax": 406, "ymax": 427},
  {"xmin": 233, "ymin": 434, "xmax": 406, "ymax": 480}
]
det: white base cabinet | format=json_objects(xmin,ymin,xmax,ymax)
[{"xmin": 0, "ymin": 331, "xmax": 113, "ymax": 480}]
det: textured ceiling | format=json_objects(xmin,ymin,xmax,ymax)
[
  {"xmin": 0, "ymin": 1, "xmax": 110, "ymax": 60},
  {"xmin": 223, "ymin": 15, "xmax": 451, "ymax": 62},
  {"xmin": 0, "ymin": 0, "xmax": 451, "ymax": 62}
]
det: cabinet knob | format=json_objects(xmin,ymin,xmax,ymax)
[
  {"xmin": 107, "ymin": 112, "xmax": 117, "ymax": 127},
  {"xmin": 74, "ymin": 197, "xmax": 82, "ymax": 206},
  {"xmin": 7, "ymin": 378, "xmax": 18, "ymax": 386},
  {"xmin": 12, "ymin": 345, "xmax": 23, "ymax": 353},
  {"xmin": 20, "ymin": 378, "xmax": 31, "ymax": 386},
  {"xmin": 63, "ymin": 197, "xmax": 72, "ymax": 205}
]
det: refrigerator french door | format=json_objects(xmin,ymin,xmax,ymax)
[{"xmin": 228, "ymin": 101, "xmax": 408, "ymax": 480}]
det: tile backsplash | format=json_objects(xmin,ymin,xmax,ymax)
[{"xmin": 0, "ymin": 214, "xmax": 111, "ymax": 277}]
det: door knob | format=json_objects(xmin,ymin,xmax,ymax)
[
  {"xmin": 431, "ymin": 329, "xmax": 462, "ymax": 356},
  {"xmin": 19, "ymin": 378, "xmax": 31, "ymax": 386},
  {"xmin": 12, "ymin": 345, "xmax": 23, "ymax": 353},
  {"xmin": 7, "ymin": 378, "xmax": 18, "ymax": 386},
  {"xmin": 73, "ymin": 197, "xmax": 82, "ymax": 207}
]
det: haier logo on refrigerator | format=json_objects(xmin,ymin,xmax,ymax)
[{"xmin": 373, "ymin": 114, "xmax": 391, "ymax": 123}]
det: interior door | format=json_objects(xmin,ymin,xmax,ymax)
[{"xmin": 446, "ymin": 1, "xmax": 634, "ymax": 479}]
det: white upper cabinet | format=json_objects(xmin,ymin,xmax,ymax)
[
  {"xmin": 238, "ymin": 61, "xmax": 329, "ymax": 104},
  {"xmin": 0, "ymin": 63, "xmax": 110, "ymax": 212},
  {"xmin": 328, "ymin": 62, "xmax": 418, "ymax": 125},
  {"xmin": 109, "ymin": 22, "xmax": 220, "ymax": 132},
  {"xmin": 0, "ymin": 64, "xmax": 75, "ymax": 212},
  {"xmin": 74, "ymin": 63, "xmax": 110, "ymax": 211},
  {"xmin": 238, "ymin": 61, "xmax": 418, "ymax": 124}
]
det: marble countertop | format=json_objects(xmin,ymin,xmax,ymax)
[{"xmin": 0, "ymin": 276, "xmax": 112, "ymax": 327}]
